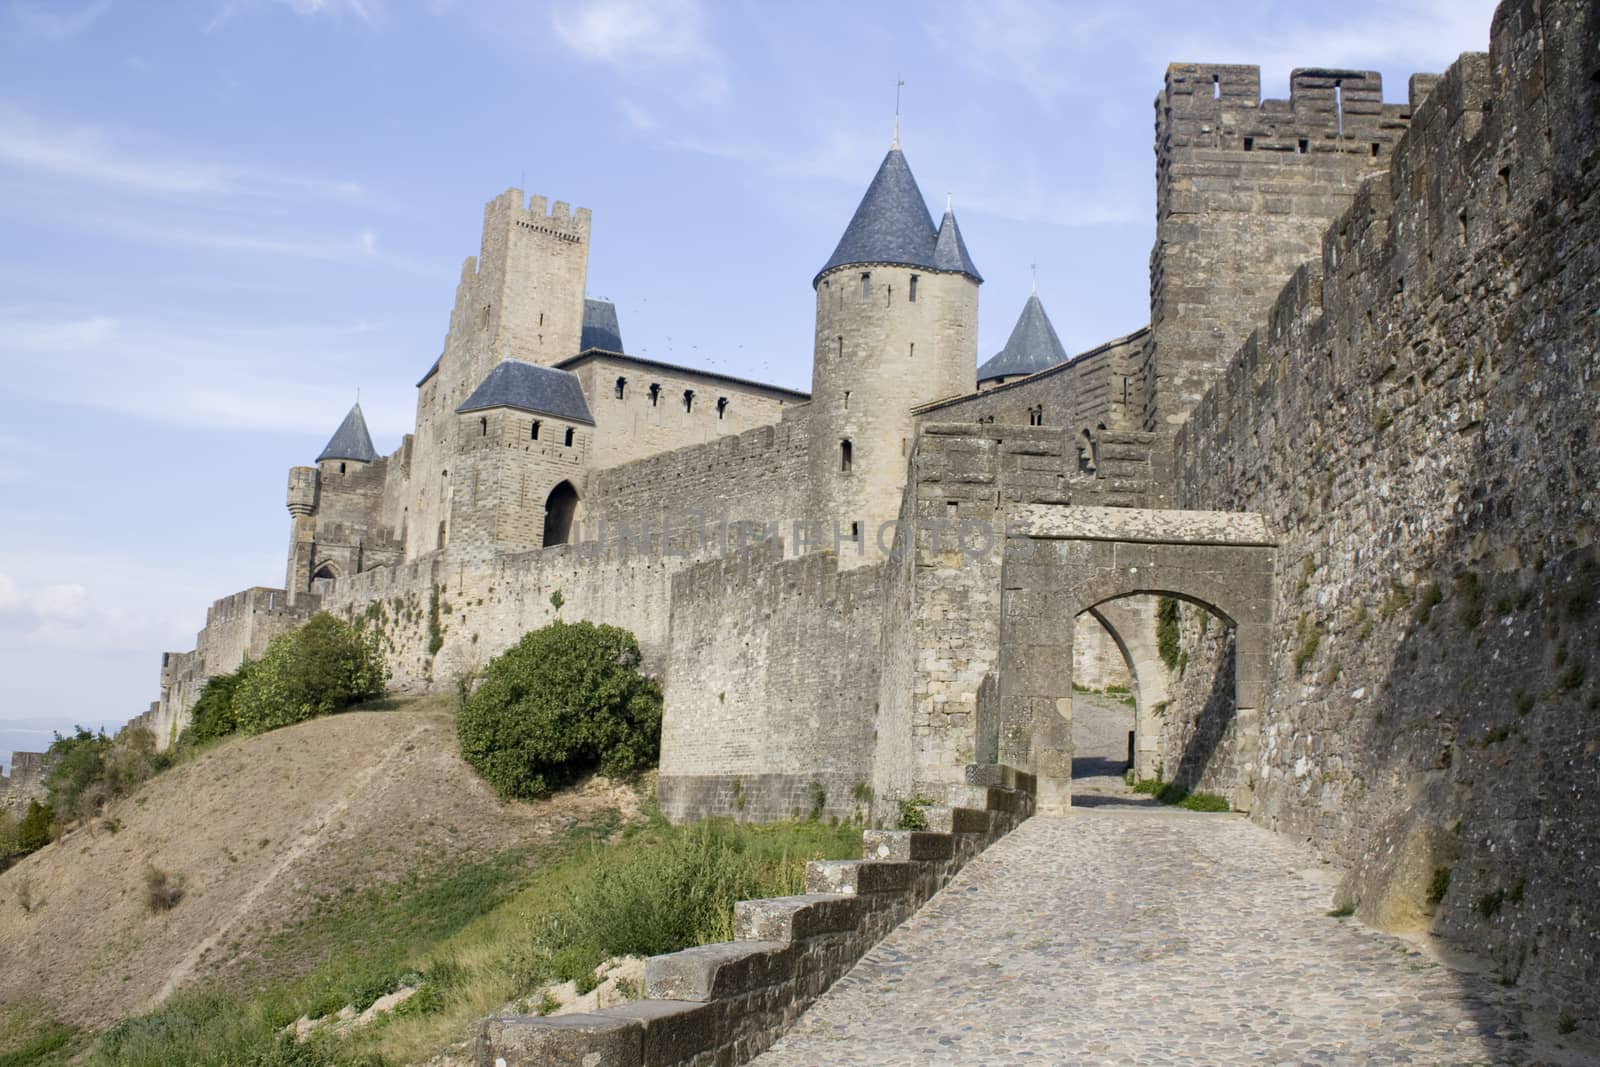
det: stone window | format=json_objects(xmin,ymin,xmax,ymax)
[
  {"xmin": 850, "ymin": 521, "xmax": 861, "ymax": 540},
  {"xmin": 717, "ymin": 397, "xmax": 728, "ymax": 419},
  {"xmin": 909, "ymin": 342, "xmax": 915, "ymax": 359},
  {"xmin": 909, "ymin": 274, "xmax": 918, "ymax": 302},
  {"xmin": 649, "ymin": 383, "xmax": 660, "ymax": 407},
  {"xmin": 1243, "ymin": 136, "xmax": 1254, "ymax": 151},
  {"xmin": 843, "ymin": 390, "xmax": 850, "ymax": 410},
  {"xmin": 684, "ymin": 389, "xmax": 694, "ymax": 412},
  {"xmin": 615, "ymin": 376, "xmax": 626, "ymax": 399},
  {"xmin": 840, "ymin": 438, "xmax": 853, "ymax": 473},
  {"xmin": 564, "ymin": 426, "xmax": 575, "ymax": 447},
  {"xmin": 1297, "ymin": 138, "xmax": 1308, "ymax": 154},
  {"xmin": 531, "ymin": 419, "xmax": 540, "ymax": 440},
  {"xmin": 860, "ymin": 272, "xmax": 870, "ymax": 300},
  {"xmin": 480, "ymin": 416, "xmax": 488, "ymax": 436},
  {"xmin": 1029, "ymin": 406, "xmax": 1044, "ymax": 427},
  {"xmin": 339, "ymin": 462, "xmax": 346, "ymax": 474},
  {"xmin": 837, "ymin": 336, "xmax": 844, "ymax": 360}
]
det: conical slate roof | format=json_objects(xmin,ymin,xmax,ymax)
[
  {"xmin": 932, "ymin": 210, "xmax": 983, "ymax": 282},
  {"xmin": 976, "ymin": 292, "xmax": 1070, "ymax": 384},
  {"xmin": 317, "ymin": 403, "xmax": 379, "ymax": 463},
  {"xmin": 813, "ymin": 148, "xmax": 981, "ymax": 287}
]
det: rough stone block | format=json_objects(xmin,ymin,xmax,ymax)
[
  {"xmin": 605, "ymin": 999, "xmax": 720, "ymax": 1065},
  {"xmin": 476, "ymin": 1012, "xmax": 642, "ymax": 1067},
  {"xmin": 862, "ymin": 830, "xmax": 954, "ymax": 861},
  {"xmin": 644, "ymin": 940, "xmax": 794, "ymax": 1002},
  {"xmin": 804, "ymin": 859, "xmax": 915, "ymax": 895},
  {"xmin": 734, "ymin": 894, "xmax": 862, "ymax": 942}
]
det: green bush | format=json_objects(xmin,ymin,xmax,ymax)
[
  {"xmin": 233, "ymin": 614, "xmax": 387, "ymax": 736},
  {"xmin": 42, "ymin": 725, "xmax": 167, "ymax": 826},
  {"xmin": 457, "ymin": 621, "xmax": 662, "ymax": 799},
  {"xmin": 182, "ymin": 664, "xmax": 251, "ymax": 745},
  {"xmin": 16, "ymin": 800, "xmax": 53, "ymax": 854},
  {"xmin": 895, "ymin": 795, "xmax": 934, "ymax": 831}
]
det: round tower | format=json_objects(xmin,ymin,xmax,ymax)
[{"xmin": 805, "ymin": 144, "xmax": 981, "ymax": 564}]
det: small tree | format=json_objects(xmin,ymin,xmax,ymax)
[
  {"xmin": 233, "ymin": 613, "xmax": 387, "ymax": 735},
  {"xmin": 458, "ymin": 620, "xmax": 662, "ymax": 799},
  {"xmin": 182, "ymin": 664, "xmax": 250, "ymax": 745},
  {"xmin": 17, "ymin": 800, "xmax": 53, "ymax": 854}
]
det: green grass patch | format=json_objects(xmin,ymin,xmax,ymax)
[
  {"xmin": 1130, "ymin": 778, "xmax": 1230, "ymax": 812},
  {"xmin": 41, "ymin": 808, "xmax": 860, "ymax": 1067}
]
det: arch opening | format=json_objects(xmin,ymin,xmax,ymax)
[{"xmin": 542, "ymin": 480, "xmax": 579, "ymax": 547}]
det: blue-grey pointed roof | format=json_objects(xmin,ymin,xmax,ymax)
[
  {"xmin": 317, "ymin": 403, "xmax": 379, "ymax": 463},
  {"xmin": 456, "ymin": 360, "xmax": 595, "ymax": 425},
  {"xmin": 976, "ymin": 292, "xmax": 1070, "ymax": 384},
  {"xmin": 580, "ymin": 299, "xmax": 623, "ymax": 353},
  {"xmin": 814, "ymin": 148, "xmax": 981, "ymax": 287},
  {"xmin": 933, "ymin": 211, "xmax": 983, "ymax": 282}
]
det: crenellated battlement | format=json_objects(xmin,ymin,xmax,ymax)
[{"xmin": 1158, "ymin": 64, "xmax": 1416, "ymax": 158}]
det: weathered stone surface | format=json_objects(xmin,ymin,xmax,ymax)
[
  {"xmin": 734, "ymin": 895, "xmax": 862, "ymax": 942},
  {"xmin": 476, "ymin": 1012, "xmax": 641, "ymax": 1067}
]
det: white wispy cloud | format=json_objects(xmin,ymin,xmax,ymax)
[
  {"xmin": 3, "ymin": 0, "xmax": 111, "ymax": 40},
  {"xmin": 206, "ymin": 0, "xmax": 381, "ymax": 31},
  {"xmin": 0, "ymin": 103, "xmax": 367, "ymax": 201},
  {"xmin": 549, "ymin": 0, "xmax": 726, "ymax": 102},
  {"xmin": 0, "ymin": 310, "xmax": 415, "ymax": 437}
]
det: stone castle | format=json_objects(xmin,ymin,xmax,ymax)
[{"xmin": 6, "ymin": 0, "xmax": 1586, "ymax": 1028}]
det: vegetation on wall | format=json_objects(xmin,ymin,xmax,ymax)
[
  {"xmin": 1156, "ymin": 596, "xmax": 1182, "ymax": 670},
  {"xmin": 457, "ymin": 620, "xmax": 662, "ymax": 799}
]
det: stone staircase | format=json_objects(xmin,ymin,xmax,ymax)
[{"xmin": 478, "ymin": 768, "xmax": 1036, "ymax": 1067}]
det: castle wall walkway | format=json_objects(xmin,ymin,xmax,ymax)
[{"xmin": 755, "ymin": 808, "xmax": 1558, "ymax": 1066}]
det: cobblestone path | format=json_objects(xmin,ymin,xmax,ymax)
[{"xmin": 756, "ymin": 808, "xmax": 1548, "ymax": 1066}]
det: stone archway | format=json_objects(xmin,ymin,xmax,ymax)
[
  {"xmin": 996, "ymin": 505, "xmax": 1276, "ymax": 815},
  {"xmin": 542, "ymin": 480, "xmax": 580, "ymax": 547}
]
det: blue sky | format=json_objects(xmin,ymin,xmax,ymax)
[{"xmin": 0, "ymin": 0, "xmax": 1497, "ymax": 769}]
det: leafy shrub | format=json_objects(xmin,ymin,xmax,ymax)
[
  {"xmin": 458, "ymin": 621, "xmax": 662, "ymax": 799},
  {"xmin": 16, "ymin": 800, "xmax": 53, "ymax": 853},
  {"xmin": 895, "ymin": 795, "xmax": 934, "ymax": 831},
  {"xmin": 182, "ymin": 664, "xmax": 251, "ymax": 745},
  {"xmin": 233, "ymin": 613, "xmax": 387, "ymax": 735}
]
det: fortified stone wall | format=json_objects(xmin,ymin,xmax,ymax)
[
  {"xmin": 0, "ymin": 752, "xmax": 49, "ymax": 816},
  {"xmin": 658, "ymin": 543, "xmax": 883, "ymax": 822},
  {"xmin": 149, "ymin": 587, "xmax": 316, "ymax": 748},
  {"xmin": 1170, "ymin": 0, "xmax": 1600, "ymax": 1026},
  {"xmin": 871, "ymin": 424, "xmax": 1166, "ymax": 808},
  {"xmin": 583, "ymin": 410, "xmax": 814, "ymax": 552},
  {"xmin": 447, "ymin": 408, "xmax": 590, "ymax": 552},
  {"xmin": 1141, "ymin": 63, "xmax": 1420, "ymax": 430},
  {"xmin": 915, "ymin": 327, "xmax": 1149, "ymax": 437},
  {"xmin": 563, "ymin": 353, "xmax": 807, "ymax": 471}
]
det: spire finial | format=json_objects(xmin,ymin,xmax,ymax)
[
  {"xmin": 946, "ymin": 191, "xmax": 952, "ymax": 213},
  {"xmin": 1030, "ymin": 262, "xmax": 1037, "ymax": 294},
  {"xmin": 892, "ymin": 76, "xmax": 904, "ymax": 148}
]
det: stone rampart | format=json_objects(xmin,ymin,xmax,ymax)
[{"xmin": 1170, "ymin": 0, "xmax": 1600, "ymax": 1025}]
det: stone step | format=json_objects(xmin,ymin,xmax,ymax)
[
  {"xmin": 645, "ymin": 940, "xmax": 794, "ymax": 1002},
  {"xmin": 862, "ymin": 830, "xmax": 955, "ymax": 862},
  {"xmin": 804, "ymin": 859, "xmax": 916, "ymax": 896},
  {"xmin": 734, "ymin": 893, "xmax": 862, "ymax": 942},
  {"xmin": 924, "ymin": 806, "xmax": 993, "ymax": 835}
]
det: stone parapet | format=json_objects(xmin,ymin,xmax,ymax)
[{"xmin": 475, "ymin": 771, "xmax": 1034, "ymax": 1067}]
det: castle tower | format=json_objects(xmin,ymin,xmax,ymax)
[
  {"xmin": 285, "ymin": 403, "xmax": 385, "ymax": 602},
  {"xmin": 805, "ymin": 146, "xmax": 981, "ymax": 564},
  {"xmin": 472, "ymin": 190, "xmax": 592, "ymax": 379},
  {"xmin": 976, "ymin": 290, "xmax": 1071, "ymax": 389}
]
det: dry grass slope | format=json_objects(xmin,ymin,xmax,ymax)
[{"xmin": 0, "ymin": 697, "xmax": 633, "ymax": 1030}]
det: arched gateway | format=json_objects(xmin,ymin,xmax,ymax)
[{"xmin": 995, "ymin": 505, "xmax": 1276, "ymax": 815}]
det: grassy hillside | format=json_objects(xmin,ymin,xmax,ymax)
[{"xmin": 0, "ymin": 697, "xmax": 861, "ymax": 1066}]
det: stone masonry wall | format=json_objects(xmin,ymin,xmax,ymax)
[
  {"xmin": 658, "ymin": 543, "xmax": 883, "ymax": 822},
  {"xmin": 915, "ymin": 327, "xmax": 1149, "ymax": 437},
  {"xmin": 1170, "ymin": 0, "xmax": 1600, "ymax": 1027},
  {"xmin": 870, "ymin": 423, "xmax": 1166, "ymax": 808},
  {"xmin": 565, "ymin": 354, "xmax": 807, "ymax": 472},
  {"xmin": 1141, "ymin": 64, "xmax": 1420, "ymax": 430}
]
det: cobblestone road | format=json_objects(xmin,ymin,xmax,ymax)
[{"xmin": 756, "ymin": 807, "xmax": 1554, "ymax": 1066}]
